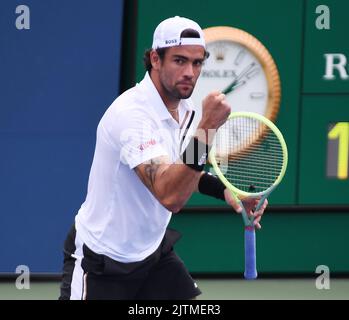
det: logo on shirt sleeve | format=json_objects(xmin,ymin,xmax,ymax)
[{"xmin": 138, "ymin": 139, "xmax": 157, "ymax": 151}]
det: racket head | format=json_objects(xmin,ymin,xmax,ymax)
[{"xmin": 209, "ymin": 111, "xmax": 288, "ymax": 199}]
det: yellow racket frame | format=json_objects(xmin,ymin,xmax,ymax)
[{"xmin": 209, "ymin": 111, "xmax": 288, "ymax": 199}]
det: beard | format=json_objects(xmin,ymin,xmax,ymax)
[
  {"xmin": 159, "ymin": 74, "xmax": 195, "ymax": 100},
  {"xmin": 168, "ymin": 85, "xmax": 194, "ymax": 100}
]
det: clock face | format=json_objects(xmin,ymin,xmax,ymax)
[
  {"xmin": 189, "ymin": 27, "xmax": 280, "ymax": 145},
  {"xmin": 191, "ymin": 40, "xmax": 269, "ymax": 119}
]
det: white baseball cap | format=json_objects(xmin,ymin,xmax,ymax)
[{"xmin": 152, "ymin": 16, "xmax": 206, "ymax": 49}]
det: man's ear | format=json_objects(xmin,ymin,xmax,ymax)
[{"xmin": 150, "ymin": 50, "xmax": 161, "ymax": 71}]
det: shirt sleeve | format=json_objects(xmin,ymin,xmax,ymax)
[{"xmin": 104, "ymin": 108, "xmax": 169, "ymax": 169}]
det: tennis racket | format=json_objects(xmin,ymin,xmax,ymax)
[{"xmin": 209, "ymin": 111, "xmax": 288, "ymax": 279}]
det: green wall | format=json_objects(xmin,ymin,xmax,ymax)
[
  {"xmin": 127, "ymin": 0, "xmax": 349, "ymax": 273},
  {"xmin": 169, "ymin": 212, "xmax": 349, "ymax": 273}
]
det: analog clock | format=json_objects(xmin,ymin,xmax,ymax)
[{"xmin": 191, "ymin": 26, "xmax": 281, "ymax": 124}]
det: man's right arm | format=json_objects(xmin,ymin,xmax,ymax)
[
  {"xmin": 134, "ymin": 156, "xmax": 204, "ymax": 213},
  {"xmin": 134, "ymin": 92, "xmax": 231, "ymax": 213}
]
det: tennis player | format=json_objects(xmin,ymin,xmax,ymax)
[{"xmin": 59, "ymin": 16, "xmax": 267, "ymax": 300}]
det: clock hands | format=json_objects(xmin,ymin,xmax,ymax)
[{"xmin": 222, "ymin": 62, "xmax": 258, "ymax": 95}]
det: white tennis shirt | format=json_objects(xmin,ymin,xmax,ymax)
[{"xmin": 75, "ymin": 72, "xmax": 196, "ymax": 263}]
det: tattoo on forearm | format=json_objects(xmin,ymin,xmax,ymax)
[
  {"xmin": 144, "ymin": 160, "xmax": 160, "ymax": 188},
  {"xmin": 135, "ymin": 158, "xmax": 162, "ymax": 191}
]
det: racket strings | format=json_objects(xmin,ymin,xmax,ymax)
[{"xmin": 215, "ymin": 116, "xmax": 284, "ymax": 193}]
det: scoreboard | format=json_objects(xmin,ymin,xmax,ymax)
[
  {"xmin": 299, "ymin": 0, "xmax": 349, "ymax": 205},
  {"xmin": 327, "ymin": 122, "xmax": 348, "ymax": 180}
]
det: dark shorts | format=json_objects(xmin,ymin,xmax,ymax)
[{"xmin": 59, "ymin": 225, "xmax": 201, "ymax": 300}]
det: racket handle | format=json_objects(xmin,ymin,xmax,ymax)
[{"xmin": 244, "ymin": 227, "xmax": 257, "ymax": 280}]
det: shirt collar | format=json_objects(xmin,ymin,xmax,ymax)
[{"xmin": 138, "ymin": 72, "xmax": 193, "ymax": 121}]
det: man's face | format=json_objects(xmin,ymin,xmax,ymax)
[{"xmin": 156, "ymin": 46, "xmax": 206, "ymax": 100}]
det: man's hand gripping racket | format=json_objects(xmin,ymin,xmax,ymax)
[{"xmin": 209, "ymin": 111, "xmax": 288, "ymax": 279}]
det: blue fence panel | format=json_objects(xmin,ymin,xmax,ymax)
[{"xmin": 0, "ymin": 0, "xmax": 124, "ymax": 272}]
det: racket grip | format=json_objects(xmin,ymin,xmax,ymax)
[{"xmin": 244, "ymin": 227, "xmax": 257, "ymax": 280}]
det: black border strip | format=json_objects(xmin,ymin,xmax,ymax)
[
  {"xmin": 119, "ymin": 0, "xmax": 138, "ymax": 93},
  {"xmin": 295, "ymin": 0, "xmax": 307, "ymax": 204},
  {"xmin": 0, "ymin": 273, "xmax": 62, "ymax": 282}
]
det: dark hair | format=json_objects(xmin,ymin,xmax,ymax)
[
  {"xmin": 143, "ymin": 28, "xmax": 209, "ymax": 72},
  {"xmin": 143, "ymin": 48, "xmax": 167, "ymax": 73}
]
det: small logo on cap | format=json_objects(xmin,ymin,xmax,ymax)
[{"xmin": 165, "ymin": 39, "xmax": 177, "ymax": 45}]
